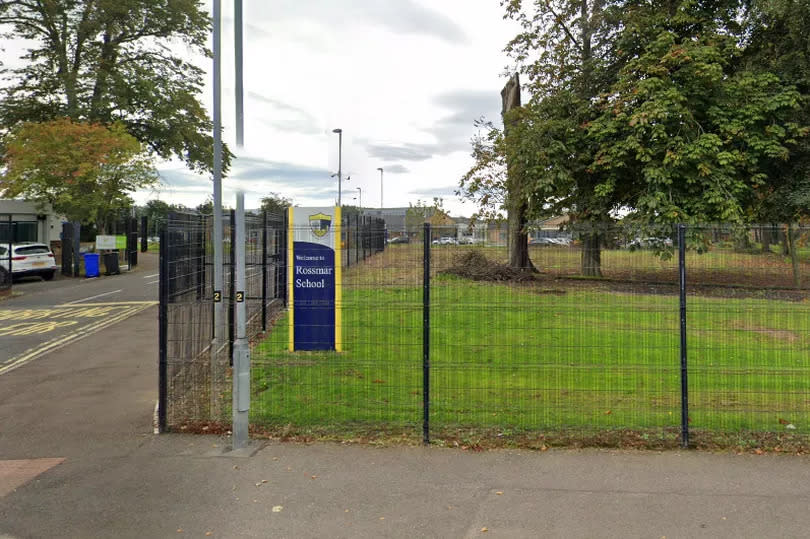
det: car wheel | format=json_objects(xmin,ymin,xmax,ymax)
[{"xmin": 42, "ymin": 270, "xmax": 55, "ymax": 281}]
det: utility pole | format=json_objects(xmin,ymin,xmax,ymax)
[
  {"xmin": 333, "ymin": 128, "xmax": 342, "ymax": 206},
  {"xmin": 232, "ymin": 192, "xmax": 250, "ymax": 449},
  {"xmin": 356, "ymin": 187, "xmax": 362, "ymax": 210},
  {"xmin": 234, "ymin": 0, "xmax": 244, "ymax": 147},
  {"xmin": 377, "ymin": 167, "xmax": 384, "ymax": 209},
  {"xmin": 212, "ymin": 0, "xmax": 224, "ymax": 363}
]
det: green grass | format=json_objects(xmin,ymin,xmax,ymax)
[{"xmin": 251, "ymin": 272, "xmax": 810, "ymax": 437}]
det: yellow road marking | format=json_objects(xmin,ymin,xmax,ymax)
[
  {"xmin": 0, "ymin": 321, "xmax": 79, "ymax": 337},
  {"xmin": 0, "ymin": 302, "xmax": 156, "ymax": 376}
]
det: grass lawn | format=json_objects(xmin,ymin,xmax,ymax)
[{"xmin": 251, "ymin": 250, "xmax": 810, "ymax": 439}]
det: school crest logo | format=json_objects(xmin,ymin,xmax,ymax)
[{"xmin": 309, "ymin": 213, "xmax": 332, "ymax": 238}]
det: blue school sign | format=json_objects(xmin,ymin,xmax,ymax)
[{"xmin": 288, "ymin": 207, "xmax": 342, "ymax": 351}]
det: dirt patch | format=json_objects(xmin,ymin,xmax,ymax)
[
  {"xmin": 730, "ymin": 320, "xmax": 800, "ymax": 342},
  {"xmin": 172, "ymin": 421, "xmax": 810, "ymax": 454},
  {"xmin": 442, "ymin": 250, "xmax": 536, "ymax": 282}
]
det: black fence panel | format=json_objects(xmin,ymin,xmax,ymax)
[
  {"xmin": 159, "ymin": 210, "xmax": 288, "ymax": 430},
  {"xmin": 0, "ymin": 215, "xmax": 11, "ymax": 295}
]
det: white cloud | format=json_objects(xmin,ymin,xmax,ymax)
[{"xmin": 147, "ymin": 0, "xmax": 520, "ymax": 216}]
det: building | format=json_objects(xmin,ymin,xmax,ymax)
[{"xmin": 0, "ymin": 199, "xmax": 65, "ymax": 245}]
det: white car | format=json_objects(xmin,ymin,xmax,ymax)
[
  {"xmin": 0, "ymin": 242, "xmax": 59, "ymax": 281},
  {"xmin": 431, "ymin": 236, "xmax": 457, "ymax": 245}
]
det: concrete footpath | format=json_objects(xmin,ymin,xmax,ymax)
[{"xmin": 2, "ymin": 308, "xmax": 810, "ymax": 538}]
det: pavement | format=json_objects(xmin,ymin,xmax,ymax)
[{"xmin": 3, "ymin": 277, "xmax": 810, "ymax": 537}]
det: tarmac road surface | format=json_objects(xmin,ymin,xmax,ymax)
[{"xmin": 0, "ymin": 253, "xmax": 158, "ymax": 376}]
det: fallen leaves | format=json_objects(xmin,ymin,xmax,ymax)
[
  {"xmin": 481, "ymin": 527, "xmax": 489, "ymax": 533},
  {"xmin": 272, "ymin": 505, "xmax": 283, "ymax": 513}
]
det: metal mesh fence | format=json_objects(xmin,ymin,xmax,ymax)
[
  {"xmin": 251, "ymin": 216, "xmax": 402, "ymax": 431},
  {"xmin": 165, "ymin": 219, "xmax": 810, "ymax": 448},
  {"xmin": 159, "ymin": 210, "xmax": 286, "ymax": 430},
  {"xmin": 685, "ymin": 225, "xmax": 810, "ymax": 440},
  {"xmin": 426, "ymin": 223, "xmax": 681, "ymax": 442}
]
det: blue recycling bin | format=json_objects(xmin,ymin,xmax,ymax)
[{"xmin": 83, "ymin": 253, "xmax": 100, "ymax": 278}]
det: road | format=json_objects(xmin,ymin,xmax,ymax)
[{"xmin": 0, "ymin": 253, "xmax": 158, "ymax": 376}]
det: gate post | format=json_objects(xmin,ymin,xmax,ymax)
[{"xmin": 158, "ymin": 224, "xmax": 168, "ymax": 433}]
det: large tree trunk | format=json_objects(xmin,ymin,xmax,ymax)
[
  {"xmin": 761, "ymin": 224, "xmax": 772, "ymax": 254},
  {"xmin": 781, "ymin": 226, "xmax": 790, "ymax": 255},
  {"xmin": 501, "ymin": 73, "xmax": 535, "ymax": 273},
  {"xmin": 581, "ymin": 231, "xmax": 603, "ymax": 277},
  {"xmin": 508, "ymin": 197, "xmax": 534, "ymax": 271},
  {"xmin": 787, "ymin": 223, "xmax": 801, "ymax": 289}
]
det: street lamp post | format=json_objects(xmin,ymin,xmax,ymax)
[
  {"xmin": 333, "ymin": 128, "xmax": 343, "ymax": 206},
  {"xmin": 377, "ymin": 167, "xmax": 383, "ymax": 209},
  {"xmin": 356, "ymin": 187, "xmax": 362, "ymax": 210}
]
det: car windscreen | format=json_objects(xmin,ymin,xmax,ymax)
[{"xmin": 15, "ymin": 245, "xmax": 50, "ymax": 255}]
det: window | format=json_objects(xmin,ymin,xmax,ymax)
[
  {"xmin": 0, "ymin": 221, "xmax": 38, "ymax": 243},
  {"xmin": 15, "ymin": 245, "xmax": 50, "ymax": 255}
]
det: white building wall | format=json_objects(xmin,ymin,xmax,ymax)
[{"xmin": 0, "ymin": 199, "xmax": 65, "ymax": 243}]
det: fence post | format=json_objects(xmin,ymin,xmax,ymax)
[
  {"xmin": 678, "ymin": 223, "xmax": 689, "ymax": 449},
  {"xmin": 346, "ymin": 214, "xmax": 351, "ymax": 268},
  {"xmin": 141, "ymin": 216, "xmax": 148, "ymax": 252},
  {"xmin": 423, "ymin": 222, "xmax": 431, "ymax": 445},
  {"xmin": 281, "ymin": 210, "xmax": 288, "ymax": 307},
  {"xmin": 158, "ymin": 224, "xmax": 168, "ymax": 433},
  {"xmin": 355, "ymin": 214, "xmax": 360, "ymax": 264},
  {"xmin": 262, "ymin": 210, "xmax": 268, "ymax": 331}
]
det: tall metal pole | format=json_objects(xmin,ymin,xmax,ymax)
[
  {"xmin": 356, "ymin": 187, "xmax": 362, "ymax": 210},
  {"xmin": 212, "ymin": 0, "xmax": 225, "ymax": 387},
  {"xmin": 233, "ymin": 193, "xmax": 250, "ymax": 449},
  {"xmin": 234, "ymin": 0, "xmax": 244, "ymax": 147},
  {"xmin": 333, "ymin": 128, "xmax": 342, "ymax": 206},
  {"xmin": 377, "ymin": 167, "xmax": 383, "ymax": 209}
]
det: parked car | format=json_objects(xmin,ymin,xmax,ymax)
[
  {"xmin": 529, "ymin": 237, "xmax": 557, "ymax": 246},
  {"xmin": 0, "ymin": 242, "xmax": 58, "ymax": 281},
  {"xmin": 530, "ymin": 237, "xmax": 571, "ymax": 246},
  {"xmin": 458, "ymin": 236, "xmax": 481, "ymax": 245},
  {"xmin": 431, "ymin": 236, "xmax": 457, "ymax": 245},
  {"xmin": 386, "ymin": 235, "xmax": 409, "ymax": 245},
  {"xmin": 628, "ymin": 237, "xmax": 673, "ymax": 249}
]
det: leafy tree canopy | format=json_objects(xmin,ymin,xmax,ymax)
[
  {"xmin": 0, "ymin": 0, "xmax": 229, "ymax": 174},
  {"xmin": 1, "ymin": 118, "xmax": 158, "ymax": 228},
  {"xmin": 260, "ymin": 193, "xmax": 292, "ymax": 215}
]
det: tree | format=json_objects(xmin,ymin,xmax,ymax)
[
  {"xmin": 0, "ymin": 0, "xmax": 229, "ymax": 174},
  {"xmin": 589, "ymin": 1, "xmax": 805, "ymax": 227},
  {"xmin": 463, "ymin": 0, "xmax": 625, "ymax": 276},
  {"xmin": 260, "ymin": 193, "xmax": 292, "ymax": 215},
  {"xmin": 741, "ymin": 0, "xmax": 810, "ymax": 284},
  {"xmin": 464, "ymin": 0, "xmax": 807, "ymax": 277},
  {"xmin": 1, "ymin": 118, "xmax": 158, "ymax": 231}
]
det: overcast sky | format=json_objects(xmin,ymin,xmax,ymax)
[{"xmin": 147, "ymin": 0, "xmax": 518, "ymax": 215}]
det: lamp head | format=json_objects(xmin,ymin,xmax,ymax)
[
  {"xmin": 377, "ymin": 167, "xmax": 383, "ymax": 172},
  {"xmin": 332, "ymin": 128, "xmax": 342, "ymax": 134}
]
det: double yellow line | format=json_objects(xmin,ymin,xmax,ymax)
[{"xmin": 0, "ymin": 301, "xmax": 156, "ymax": 376}]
